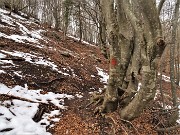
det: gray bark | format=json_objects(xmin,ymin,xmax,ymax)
[
  {"xmin": 170, "ymin": 0, "xmax": 179, "ymax": 107},
  {"xmin": 98, "ymin": 0, "xmax": 166, "ymax": 120}
]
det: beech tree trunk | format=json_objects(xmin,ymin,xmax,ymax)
[
  {"xmin": 62, "ymin": 0, "xmax": 72, "ymax": 40},
  {"xmin": 170, "ymin": 0, "xmax": 179, "ymax": 107},
  {"xmin": 99, "ymin": 0, "xmax": 166, "ymax": 120}
]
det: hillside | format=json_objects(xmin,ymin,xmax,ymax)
[{"xmin": 0, "ymin": 8, "xmax": 180, "ymax": 135}]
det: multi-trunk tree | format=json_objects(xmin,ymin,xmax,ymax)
[{"xmin": 93, "ymin": 0, "xmax": 166, "ymax": 120}]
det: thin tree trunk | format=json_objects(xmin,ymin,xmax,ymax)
[
  {"xmin": 159, "ymin": 57, "xmax": 165, "ymax": 109},
  {"xmin": 63, "ymin": 0, "xmax": 72, "ymax": 40},
  {"xmin": 170, "ymin": 0, "xmax": 179, "ymax": 107},
  {"xmin": 78, "ymin": 2, "xmax": 82, "ymax": 42},
  {"xmin": 175, "ymin": 25, "xmax": 180, "ymax": 86},
  {"xmin": 176, "ymin": 43, "xmax": 180, "ymax": 86},
  {"xmin": 158, "ymin": 0, "xmax": 166, "ymax": 15},
  {"xmin": 99, "ymin": 11, "xmax": 109, "ymax": 59}
]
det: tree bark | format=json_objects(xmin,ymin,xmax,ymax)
[
  {"xmin": 170, "ymin": 0, "xmax": 179, "ymax": 107},
  {"xmin": 158, "ymin": 0, "xmax": 166, "ymax": 15},
  {"xmin": 97, "ymin": 0, "xmax": 166, "ymax": 120},
  {"xmin": 98, "ymin": 0, "xmax": 122, "ymax": 113}
]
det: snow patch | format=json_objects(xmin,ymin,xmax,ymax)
[
  {"xmin": 158, "ymin": 73, "xmax": 171, "ymax": 82},
  {"xmin": 0, "ymin": 53, "xmax": 6, "ymax": 58},
  {"xmin": 137, "ymin": 83, "xmax": 142, "ymax": 91},
  {"xmin": 0, "ymin": 53, "xmax": 14, "ymax": 65},
  {"xmin": 96, "ymin": 67, "xmax": 109, "ymax": 83},
  {"xmin": 68, "ymin": 35, "xmax": 96, "ymax": 47},
  {"xmin": 14, "ymin": 71, "xmax": 23, "ymax": 77},
  {"xmin": 0, "ymin": 9, "xmax": 46, "ymax": 46},
  {"xmin": 17, "ymin": 22, "xmax": 44, "ymax": 40},
  {"xmin": 1, "ymin": 50, "xmax": 69, "ymax": 75},
  {"xmin": 91, "ymin": 75, "xmax": 95, "ymax": 77},
  {"xmin": 0, "ymin": 59, "xmax": 14, "ymax": 65},
  {"xmin": 0, "ymin": 8, "xmax": 10, "ymax": 14},
  {"xmin": 0, "ymin": 83, "xmax": 74, "ymax": 134},
  {"xmin": 75, "ymin": 93, "xmax": 83, "ymax": 98},
  {"xmin": 0, "ymin": 13, "xmax": 16, "ymax": 27},
  {"xmin": 0, "ymin": 70, "xmax": 6, "ymax": 74}
]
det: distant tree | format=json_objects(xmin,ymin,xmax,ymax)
[
  {"xmin": 5, "ymin": 0, "xmax": 26, "ymax": 15},
  {"xmin": 168, "ymin": 0, "xmax": 179, "ymax": 125},
  {"xmin": 62, "ymin": 0, "xmax": 73, "ymax": 40},
  {"xmin": 177, "ymin": 43, "xmax": 180, "ymax": 85},
  {"xmin": 52, "ymin": 0, "xmax": 62, "ymax": 31},
  {"xmin": 170, "ymin": 0, "xmax": 179, "ymax": 107}
]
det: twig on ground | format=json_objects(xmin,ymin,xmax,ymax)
[
  {"xmin": 121, "ymin": 124, "xmax": 129, "ymax": 135},
  {"xmin": 0, "ymin": 58, "xmax": 25, "ymax": 61},
  {"xmin": 156, "ymin": 124, "xmax": 180, "ymax": 132},
  {"xmin": 121, "ymin": 118, "xmax": 140, "ymax": 135},
  {"xmin": 0, "ymin": 91, "xmax": 10, "ymax": 104},
  {"xmin": 0, "ymin": 93, "xmax": 47, "ymax": 104}
]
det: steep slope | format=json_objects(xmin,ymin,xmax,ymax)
[
  {"xmin": 0, "ymin": 8, "xmax": 180, "ymax": 135},
  {"xmin": 0, "ymin": 8, "xmax": 108, "ymax": 134}
]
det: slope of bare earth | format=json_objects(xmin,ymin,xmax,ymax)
[{"xmin": 0, "ymin": 9, "xmax": 179, "ymax": 135}]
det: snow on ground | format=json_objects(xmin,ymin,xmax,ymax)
[
  {"xmin": 88, "ymin": 67, "xmax": 109, "ymax": 94},
  {"xmin": 0, "ymin": 50, "xmax": 70, "ymax": 76},
  {"xmin": 0, "ymin": 53, "xmax": 14, "ymax": 65},
  {"xmin": 0, "ymin": 30, "xmax": 44, "ymax": 48},
  {"xmin": 0, "ymin": 8, "xmax": 46, "ymax": 47},
  {"xmin": 0, "ymin": 83, "xmax": 74, "ymax": 134},
  {"xmin": 0, "ymin": 11, "xmax": 75, "ymax": 133},
  {"xmin": 158, "ymin": 73, "xmax": 180, "ymax": 86},
  {"xmin": 157, "ymin": 73, "xmax": 177, "ymax": 83},
  {"xmin": 0, "ymin": 53, "xmax": 6, "ymax": 58},
  {"xmin": 0, "ymin": 50, "xmax": 79, "ymax": 134},
  {"xmin": 96, "ymin": 67, "xmax": 109, "ymax": 84},
  {"xmin": 0, "ymin": 8, "xmax": 26, "ymax": 21},
  {"xmin": 0, "ymin": 70, "xmax": 6, "ymax": 74},
  {"xmin": 0, "ymin": 8, "xmax": 71, "ymax": 76},
  {"xmin": 137, "ymin": 83, "xmax": 142, "ymax": 91},
  {"xmin": 67, "ymin": 35, "xmax": 96, "ymax": 47},
  {"xmin": 0, "ymin": 7, "xmax": 86, "ymax": 135},
  {"xmin": 16, "ymin": 22, "xmax": 44, "ymax": 40}
]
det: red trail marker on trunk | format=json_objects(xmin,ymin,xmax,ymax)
[{"xmin": 111, "ymin": 57, "xmax": 117, "ymax": 67}]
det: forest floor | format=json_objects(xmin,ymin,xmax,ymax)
[{"xmin": 0, "ymin": 8, "xmax": 180, "ymax": 135}]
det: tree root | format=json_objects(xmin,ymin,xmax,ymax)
[
  {"xmin": 94, "ymin": 96, "xmax": 118, "ymax": 114},
  {"xmin": 86, "ymin": 91, "xmax": 119, "ymax": 115},
  {"xmin": 85, "ymin": 92, "xmax": 104, "ymax": 109}
]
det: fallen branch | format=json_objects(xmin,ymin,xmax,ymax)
[
  {"xmin": 151, "ymin": 106, "xmax": 179, "ymax": 114},
  {"xmin": 0, "ymin": 128, "xmax": 13, "ymax": 132},
  {"xmin": 0, "ymin": 58, "xmax": 25, "ymax": 61},
  {"xmin": 0, "ymin": 94, "xmax": 47, "ymax": 104},
  {"xmin": 156, "ymin": 124, "xmax": 180, "ymax": 132},
  {"xmin": 60, "ymin": 51, "xmax": 72, "ymax": 57},
  {"xmin": 121, "ymin": 124, "xmax": 129, "ymax": 135},
  {"xmin": 0, "ymin": 91, "xmax": 10, "ymax": 103},
  {"xmin": 121, "ymin": 119, "xmax": 140, "ymax": 135},
  {"xmin": 33, "ymin": 106, "xmax": 45, "ymax": 122},
  {"xmin": 9, "ymin": 109, "xmax": 16, "ymax": 116}
]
